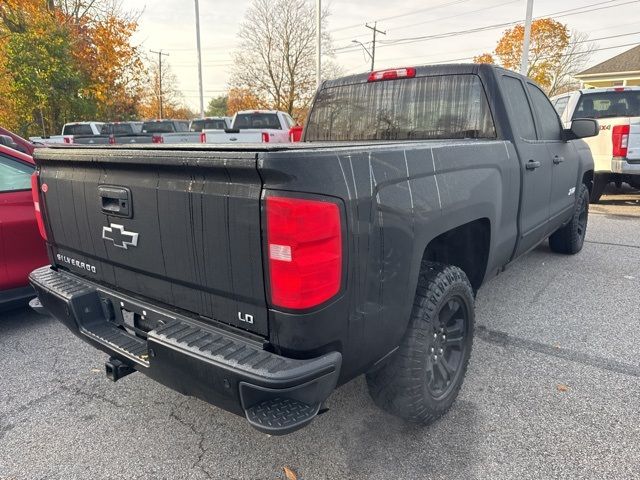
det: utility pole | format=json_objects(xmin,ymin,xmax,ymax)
[
  {"xmin": 316, "ymin": 0, "xmax": 322, "ymax": 89},
  {"xmin": 365, "ymin": 22, "xmax": 386, "ymax": 71},
  {"xmin": 150, "ymin": 49, "xmax": 169, "ymax": 119},
  {"xmin": 520, "ymin": 0, "xmax": 534, "ymax": 76},
  {"xmin": 194, "ymin": 0, "xmax": 205, "ymax": 118}
]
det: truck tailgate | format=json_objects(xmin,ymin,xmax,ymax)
[
  {"xmin": 36, "ymin": 147, "xmax": 268, "ymax": 336},
  {"xmin": 628, "ymin": 118, "xmax": 640, "ymax": 161}
]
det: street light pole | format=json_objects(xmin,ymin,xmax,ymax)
[
  {"xmin": 520, "ymin": 0, "xmax": 534, "ymax": 76},
  {"xmin": 316, "ymin": 0, "xmax": 322, "ymax": 89},
  {"xmin": 194, "ymin": 0, "xmax": 205, "ymax": 118}
]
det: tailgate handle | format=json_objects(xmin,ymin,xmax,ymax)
[{"xmin": 98, "ymin": 186, "xmax": 132, "ymax": 218}]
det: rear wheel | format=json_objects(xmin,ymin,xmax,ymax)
[
  {"xmin": 366, "ymin": 262, "xmax": 474, "ymax": 424},
  {"xmin": 549, "ymin": 183, "xmax": 589, "ymax": 255}
]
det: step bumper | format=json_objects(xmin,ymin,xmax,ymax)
[{"xmin": 29, "ymin": 266, "xmax": 342, "ymax": 435}]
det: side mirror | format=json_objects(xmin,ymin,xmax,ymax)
[{"xmin": 565, "ymin": 118, "xmax": 599, "ymax": 140}]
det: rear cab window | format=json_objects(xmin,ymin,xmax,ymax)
[
  {"xmin": 305, "ymin": 74, "xmax": 496, "ymax": 141},
  {"xmin": 573, "ymin": 90, "xmax": 640, "ymax": 119},
  {"xmin": 63, "ymin": 124, "xmax": 94, "ymax": 136},
  {"xmin": 191, "ymin": 119, "xmax": 228, "ymax": 132},
  {"xmin": 233, "ymin": 113, "xmax": 282, "ymax": 130},
  {"xmin": 142, "ymin": 121, "xmax": 176, "ymax": 133}
]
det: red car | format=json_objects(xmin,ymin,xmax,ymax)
[{"xmin": 0, "ymin": 145, "xmax": 48, "ymax": 310}]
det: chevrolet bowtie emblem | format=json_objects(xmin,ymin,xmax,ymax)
[{"xmin": 102, "ymin": 224, "xmax": 139, "ymax": 249}]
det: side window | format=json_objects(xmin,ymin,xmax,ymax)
[
  {"xmin": 501, "ymin": 76, "xmax": 537, "ymax": 140},
  {"xmin": 554, "ymin": 96, "xmax": 569, "ymax": 117},
  {"xmin": 527, "ymin": 84, "xmax": 563, "ymax": 141},
  {"xmin": 0, "ymin": 155, "xmax": 33, "ymax": 192}
]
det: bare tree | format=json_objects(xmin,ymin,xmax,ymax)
[
  {"xmin": 547, "ymin": 31, "xmax": 596, "ymax": 96},
  {"xmin": 230, "ymin": 0, "xmax": 339, "ymax": 117}
]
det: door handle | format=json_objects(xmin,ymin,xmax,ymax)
[
  {"xmin": 553, "ymin": 155, "xmax": 565, "ymax": 164},
  {"xmin": 98, "ymin": 185, "xmax": 132, "ymax": 218},
  {"xmin": 526, "ymin": 160, "xmax": 541, "ymax": 170}
]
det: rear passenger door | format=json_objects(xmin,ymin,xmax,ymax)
[
  {"xmin": 527, "ymin": 83, "xmax": 580, "ymax": 233},
  {"xmin": 501, "ymin": 75, "xmax": 553, "ymax": 256}
]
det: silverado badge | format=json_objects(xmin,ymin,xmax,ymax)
[{"xmin": 102, "ymin": 224, "xmax": 139, "ymax": 249}]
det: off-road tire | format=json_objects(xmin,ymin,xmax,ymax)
[
  {"xmin": 549, "ymin": 183, "xmax": 589, "ymax": 255},
  {"xmin": 366, "ymin": 262, "xmax": 474, "ymax": 424},
  {"xmin": 590, "ymin": 174, "xmax": 608, "ymax": 203},
  {"xmin": 628, "ymin": 178, "xmax": 640, "ymax": 190}
]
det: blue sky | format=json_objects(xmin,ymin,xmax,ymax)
[{"xmin": 122, "ymin": 0, "xmax": 640, "ymax": 109}]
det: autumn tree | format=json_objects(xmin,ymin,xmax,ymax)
[
  {"xmin": 0, "ymin": 0, "xmax": 146, "ymax": 135},
  {"xmin": 474, "ymin": 18, "xmax": 592, "ymax": 93},
  {"xmin": 473, "ymin": 53, "xmax": 495, "ymax": 64},
  {"xmin": 230, "ymin": 0, "xmax": 338, "ymax": 119},
  {"xmin": 226, "ymin": 88, "xmax": 266, "ymax": 115}
]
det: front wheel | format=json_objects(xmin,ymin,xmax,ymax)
[
  {"xmin": 549, "ymin": 183, "xmax": 589, "ymax": 255},
  {"xmin": 366, "ymin": 262, "xmax": 474, "ymax": 424}
]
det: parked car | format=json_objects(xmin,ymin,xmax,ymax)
[
  {"xmin": 200, "ymin": 110, "xmax": 296, "ymax": 143},
  {"xmin": 552, "ymin": 87, "xmax": 640, "ymax": 201},
  {"xmin": 71, "ymin": 122, "xmax": 144, "ymax": 145},
  {"xmin": 189, "ymin": 117, "xmax": 232, "ymax": 132},
  {"xmin": 0, "ymin": 127, "xmax": 36, "ymax": 155},
  {"xmin": 29, "ymin": 64, "xmax": 596, "ymax": 435},
  {"xmin": 0, "ymin": 145, "xmax": 48, "ymax": 311},
  {"xmin": 29, "ymin": 121, "xmax": 104, "ymax": 145}
]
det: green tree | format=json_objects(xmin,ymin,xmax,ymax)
[{"xmin": 205, "ymin": 95, "xmax": 228, "ymax": 116}]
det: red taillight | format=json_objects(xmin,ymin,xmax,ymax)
[
  {"xmin": 152, "ymin": 135, "xmax": 164, "ymax": 144},
  {"xmin": 368, "ymin": 67, "xmax": 416, "ymax": 82},
  {"xmin": 262, "ymin": 132, "xmax": 270, "ymax": 143},
  {"xmin": 63, "ymin": 136, "xmax": 73, "ymax": 144},
  {"xmin": 612, "ymin": 125, "xmax": 630, "ymax": 157},
  {"xmin": 200, "ymin": 132, "xmax": 206, "ymax": 143},
  {"xmin": 266, "ymin": 196, "xmax": 342, "ymax": 310},
  {"xmin": 30, "ymin": 171, "xmax": 47, "ymax": 241},
  {"xmin": 108, "ymin": 135, "xmax": 116, "ymax": 145},
  {"xmin": 614, "ymin": 87, "xmax": 626, "ymax": 92}
]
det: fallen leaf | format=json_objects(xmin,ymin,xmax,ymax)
[
  {"xmin": 283, "ymin": 466, "xmax": 298, "ymax": 480},
  {"xmin": 557, "ymin": 384, "xmax": 569, "ymax": 392}
]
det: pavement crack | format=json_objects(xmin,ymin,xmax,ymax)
[
  {"xmin": 169, "ymin": 401, "xmax": 213, "ymax": 479},
  {"xmin": 476, "ymin": 325, "xmax": 640, "ymax": 378},
  {"xmin": 585, "ymin": 240, "xmax": 640, "ymax": 250}
]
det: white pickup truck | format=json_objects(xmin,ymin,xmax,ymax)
[
  {"xmin": 552, "ymin": 87, "xmax": 640, "ymax": 202},
  {"xmin": 200, "ymin": 110, "xmax": 296, "ymax": 144},
  {"xmin": 29, "ymin": 121, "xmax": 104, "ymax": 145}
]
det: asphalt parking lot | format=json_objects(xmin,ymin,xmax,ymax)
[{"xmin": 1, "ymin": 188, "xmax": 640, "ymax": 480}]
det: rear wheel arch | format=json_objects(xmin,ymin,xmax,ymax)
[{"xmin": 419, "ymin": 218, "xmax": 491, "ymax": 293}]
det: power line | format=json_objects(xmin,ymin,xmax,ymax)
[
  {"xmin": 334, "ymin": 0, "xmax": 638, "ymax": 55},
  {"xmin": 327, "ymin": 0, "xmax": 471, "ymax": 34},
  {"xmin": 380, "ymin": 0, "xmax": 638, "ymax": 48},
  {"xmin": 332, "ymin": 0, "xmax": 520, "ymax": 44}
]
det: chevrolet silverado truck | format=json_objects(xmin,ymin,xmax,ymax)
[
  {"xmin": 552, "ymin": 87, "xmax": 640, "ymax": 202},
  {"xmin": 29, "ymin": 64, "xmax": 597, "ymax": 435}
]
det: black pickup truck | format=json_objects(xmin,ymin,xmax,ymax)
[{"xmin": 30, "ymin": 64, "xmax": 597, "ymax": 435}]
